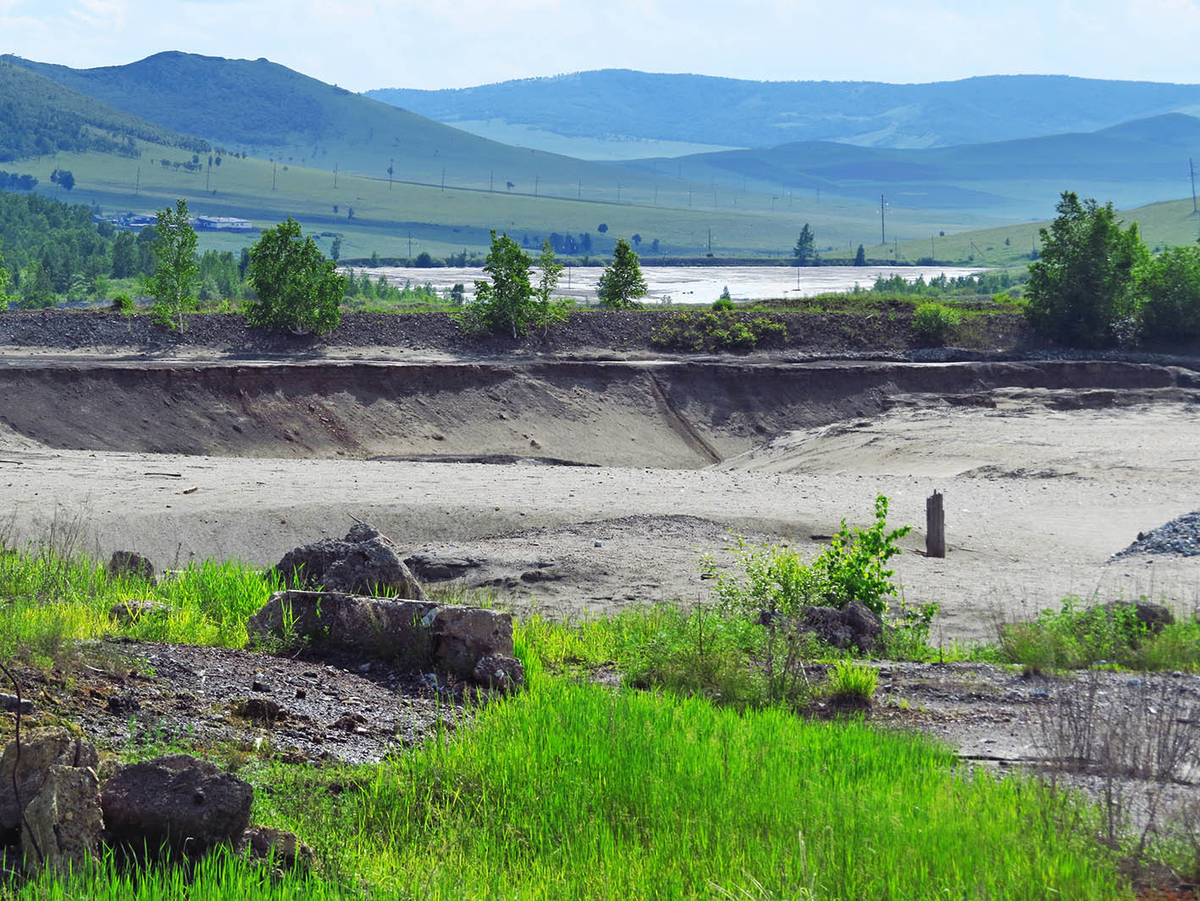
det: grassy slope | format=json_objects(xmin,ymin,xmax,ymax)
[
  {"xmin": 896, "ymin": 195, "xmax": 1200, "ymax": 268},
  {"xmin": 23, "ymin": 144, "xmax": 1007, "ymax": 260}
]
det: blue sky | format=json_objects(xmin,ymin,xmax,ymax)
[{"xmin": 3, "ymin": 0, "xmax": 1200, "ymax": 91}]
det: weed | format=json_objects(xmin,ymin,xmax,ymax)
[
  {"xmin": 826, "ymin": 660, "xmax": 879, "ymax": 703},
  {"xmin": 650, "ymin": 310, "xmax": 787, "ymax": 351},
  {"xmin": 912, "ymin": 301, "xmax": 961, "ymax": 345}
]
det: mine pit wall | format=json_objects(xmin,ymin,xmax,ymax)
[{"xmin": 0, "ymin": 359, "xmax": 1194, "ymax": 468}]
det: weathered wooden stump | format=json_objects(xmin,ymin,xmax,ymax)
[{"xmin": 926, "ymin": 490, "xmax": 946, "ymax": 558}]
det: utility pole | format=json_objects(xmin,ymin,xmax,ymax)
[
  {"xmin": 577, "ymin": 179, "xmax": 581, "ymax": 200},
  {"xmin": 333, "ymin": 163, "xmax": 338, "ymax": 189},
  {"xmin": 535, "ymin": 174, "xmax": 539, "ymax": 196},
  {"xmin": 272, "ymin": 160, "xmax": 277, "ymax": 192},
  {"xmin": 1191, "ymin": 158, "xmax": 1197, "ymax": 214},
  {"xmin": 134, "ymin": 166, "xmax": 140, "ymax": 197},
  {"xmin": 616, "ymin": 182, "xmax": 621, "ymax": 203},
  {"xmin": 408, "ymin": 231, "xmax": 413, "ymax": 258},
  {"xmin": 707, "ymin": 227, "xmax": 712, "ymax": 254},
  {"xmin": 388, "ymin": 158, "xmax": 393, "ymax": 190},
  {"xmin": 880, "ymin": 194, "xmax": 885, "ymax": 245},
  {"xmin": 441, "ymin": 168, "xmax": 446, "ymax": 192},
  {"xmin": 490, "ymin": 170, "xmax": 494, "ymax": 193}
]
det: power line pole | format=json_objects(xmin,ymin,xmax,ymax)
[
  {"xmin": 441, "ymin": 168, "xmax": 446, "ymax": 192},
  {"xmin": 333, "ymin": 163, "xmax": 338, "ymax": 189},
  {"xmin": 134, "ymin": 166, "xmax": 140, "ymax": 197},
  {"xmin": 272, "ymin": 160, "xmax": 277, "ymax": 192},
  {"xmin": 388, "ymin": 158, "xmax": 393, "ymax": 190},
  {"xmin": 880, "ymin": 194, "xmax": 885, "ymax": 245},
  {"xmin": 490, "ymin": 170, "xmax": 494, "ymax": 193},
  {"xmin": 1191, "ymin": 158, "xmax": 1197, "ymax": 214}
]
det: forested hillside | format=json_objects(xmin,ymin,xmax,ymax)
[{"xmin": 0, "ymin": 57, "xmax": 208, "ymax": 162}]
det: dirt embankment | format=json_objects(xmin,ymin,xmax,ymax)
[{"xmin": 0, "ymin": 358, "xmax": 1195, "ymax": 467}]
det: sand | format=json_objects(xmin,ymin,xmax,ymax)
[{"xmin": 1, "ymin": 382, "xmax": 1197, "ymax": 644}]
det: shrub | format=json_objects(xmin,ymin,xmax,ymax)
[
  {"xmin": 112, "ymin": 293, "xmax": 134, "ymax": 315},
  {"xmin": 911, "ymin": 302, "xmax": 960, "ymax": 345},
  {"xmin": 650, "ymin": 311, "xmax": 787, "ymax": 351},
  {"xmin": 815, "ymin": 494, "xmax": 912, "ymax": 617},
  {"xmin": 826, "ymin": 660, "xmax": 878, "ymax": 702},
  {"xmin": 245, "ymin": 217, "xmax": 345, "ymax": 335},
  {"xmin": 712, "ymin": 296, "xmax": 734, "ymax": 311}
]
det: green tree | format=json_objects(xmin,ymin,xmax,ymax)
[
  {"xmin": 330, "ymin": 236, "xmax": 342, "ymax": 262},
  {"xmin": 149, "ymin": 200, "xmax": 199, "ymax": 330},
  {"xmin": 1135, "ymin": 244, "xmax": 1200, "ymax": 344},
  {"xmin": 0, "ymin": 255, "xmax": 12, "ymax": 309},
  {"xmin": 245, "ymin": 217, "xmax": 345, "ymax": 335},
  {"xmin": 458, "ymin": 231, "xmax": 534, "ymax": 338},
  {"xmin": 110, "ymin": 230, "xmax": 137, "ymax": 278},
  {"xmin": 597, "ymin": 238, "xmax": 647, "ymax": 309},
  {"xmin": 854, "ymin": 244, "xmax": 867, "ymax": 266},
  {"xmin": 17, "ymin": 260, "xmax": 54, "ymax": 309},
  {"xmin": 533, "ymin": 239, "xmax": 569, "ymax": 336},
  {"xmin": 793, "ymin": 223, "xmax": 815, "ymax": 265},
  {"xmin": 1026, "ymin": 191, "xmax": 1146, "ymax": 347}
]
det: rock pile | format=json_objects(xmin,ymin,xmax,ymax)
[
  {"xmin": 0, "ymin": 728, "xmax": 308, "ymax": 876},
  {"xmin": 1113, "ymin": 509, "xmax": 1200, "ymax": 559}
]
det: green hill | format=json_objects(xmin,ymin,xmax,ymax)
[
  {"xmin": 0, "ymin": 56, "xmax": 207, "ymax": 162},
  {"xmin": 625, "ymin": 114, "xmax": 1200, "ymax": 217},
  {"xmin": 367, "ymin": 71, "xmax": 1200, "ymax": 156}
]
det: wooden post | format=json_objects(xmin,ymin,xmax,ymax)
[{"xmin": 926, "ymin": 490, "xmax": 946, "ymax": 558}]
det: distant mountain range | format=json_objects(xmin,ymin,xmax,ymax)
[{"xmin": 368, "ymin": 71, "xmax": 1200, "ymax": 158}]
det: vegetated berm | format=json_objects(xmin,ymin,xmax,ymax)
[{"xmin": 1113, "ymin": 509, "xmax": 1200, "ymax": 558}]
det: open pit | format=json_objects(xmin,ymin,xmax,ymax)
[{"xmin": 1, "ymin": 344, "xmax": 1198, "ymax": 644}]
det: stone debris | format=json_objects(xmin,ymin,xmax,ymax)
[{"xmin": 1113, "ymin": 509, "xmax": 1200, "ymax": 559}]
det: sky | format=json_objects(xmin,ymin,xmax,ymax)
[{"xmin": 3, "ymin": 0, "xmax": 1200, "ymax": 91}]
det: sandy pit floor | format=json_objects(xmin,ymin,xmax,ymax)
[{"xmin": 1, "ymin": 389, "xmax": 1197, "ymax": 644}]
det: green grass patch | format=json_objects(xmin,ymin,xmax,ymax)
[
  {"xmin": 0, "ymin": 546, "xmax": 280, "ymax": 665},
  {"xmin": 230, "ymin": 676, "xmax": 1127, "ymax": 900},
  {"xmin": 997, "ymin": 597, "xmax": 1200, "ymax": 673}
]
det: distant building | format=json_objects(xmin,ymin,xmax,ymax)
[{"xmin": 192, "ymin": 216, "xmax": 255, "ymax": 233}]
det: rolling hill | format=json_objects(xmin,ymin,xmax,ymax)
[
  {"xmin": 367, "ymin": 71, "xmax": 1200, "ymax": 157},
  {"xmin": 627, "ymin": 113, "xmax": 1200, "ymax": 215}
]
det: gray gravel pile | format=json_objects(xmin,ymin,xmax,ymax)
[{"xmin": 1113, "ymin": 509, "xmax": 1200, "ymax": 558}]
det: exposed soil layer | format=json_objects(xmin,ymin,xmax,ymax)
[{"xmin": 0, "ymin": 357, "xmax": 1196, "ymax": 467}]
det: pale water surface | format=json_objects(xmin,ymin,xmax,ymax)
[{"xmin": 360, "ymin": 264, "xmax": 989, "ymax": 305}]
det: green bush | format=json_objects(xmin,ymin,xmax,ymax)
[
  {"xmin": 112, "ymin": 293, "xmax": 134, "ymax": 315},
  {"xmin": 998, "ymin": 598, "xmax": 1200, "ymax": 672},
  {"xmin": 650, "ymin": 310, "xmax": 787, "ymax": 351},
  {"xmin": 816, "ymin": 494, "xmax": 912, "ymax": 617},
  {"xmin": 911, "ymin": 302, "xmax": 960, "ymax": 345},
  {"xmin": 712, "ymin": 296, "xmax": 734, "ymax": 311}
]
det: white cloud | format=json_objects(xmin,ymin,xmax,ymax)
[{"xmin": 2, "ymin": 0, "xmax": 1200, "ymax": 89}]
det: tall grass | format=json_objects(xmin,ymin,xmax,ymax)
[
  {"xmin": 0, "ymin": 546, "xmax": 280, "ymax": 663},
  {"xmin": 239, "ymin": 677, "xmax": 1129, "ymax": 899}
]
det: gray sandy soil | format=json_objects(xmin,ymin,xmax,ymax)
[{"xmin": 1, "ymin": 389, "xmax": 1197, "ymax": 643}]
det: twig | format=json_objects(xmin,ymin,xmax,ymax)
[
  {"xmin": 347, "ymin": 512, "xmax": 395, "ymax": 547},
  {"xmin": 0, "ymin": 660, "xmax": 42, "ymax": 866},
  {"xmin": 0, "ymin": 460, "xmax": 23, "ymax": 466},
  {"xmin": 143, "ymin": 472, "xmax": 182, "ymax": 478}
]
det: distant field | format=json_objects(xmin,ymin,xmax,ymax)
[{"xmin": 14, "ymin": 143, "xmax": 1031, "ymax": 262}]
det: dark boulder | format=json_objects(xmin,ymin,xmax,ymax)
[
  {"xmin": 100, "ymin": 754, "xmax": 253, "ymax": 858},
  {"xmin": 794, "ymin": 600, "xmax": 883, "ymax": 654},
  {"xmin": 109, "ymin": 551, "xmax": 155, "ymax": 584}
]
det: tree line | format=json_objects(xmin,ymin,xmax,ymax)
[{"xmin": 1026, "ymin": 191, "xmax": 1200, "ymax": 347}]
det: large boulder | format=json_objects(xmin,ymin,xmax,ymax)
[
  {"xmin": 21, "ymin": 764, "xmax": 103, "ymax": 876},
  {"xmin": 1103, "ymin": 601, "xmax": 1174, "ymax": 636},
  {"xmin": 794, "ymin": 600, "xmax": 883, "ymax": 655},
  {"xmin": 0, "ymin": 728, "xmax": 98, "ymax": 841},
  {"xmin": 273, "ymin": 524, "xmax": 427, "ymax": 600},
  {"xmin": 248, "ymin": 590, "xmax": 514, "ymax": 680},
  {"xmin": 109, "ymin": 551, "xmax": 155, "ymax": 584},
  {"xmin": 100, "ymin": 754, "xmax": 253, "ymax": 858}
]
